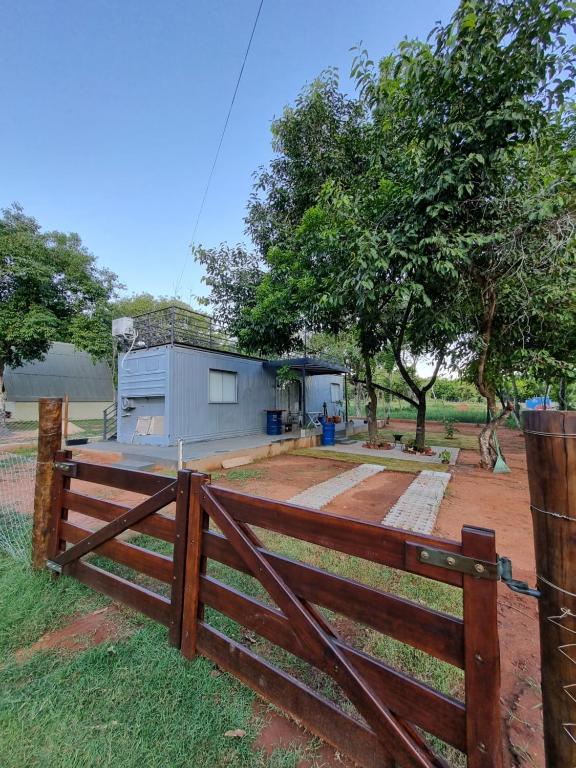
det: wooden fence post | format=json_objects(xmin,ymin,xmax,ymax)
[
  {"xmin": 181, "ymin": 472, "xmax": 210, "ymax": 659},
  {"xmin": 32, "ymin": 398, "xmax": 63, "ymax": 569},
  {"xmin": 462, "ymin": 525, "xmax": 503, "ymax": 768},
  {"xmin": 169, "ymin": 469, "xmax": 192, "ymax": 647},
  {"xmin": 524, "ymin": 410, "xmax": 576, "ymax": 768}
]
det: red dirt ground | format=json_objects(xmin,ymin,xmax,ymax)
[
  {"xmin": 324, "ymin": 470, "xmax": 413, "ymax": 522},
  {"xmin": 211, "ymin": 454, "xmax": 366, "ymax": 500},
  {"xmin": 243, "ymin": 422, "xmax": 543, "ymax": 767},
  {"xmin": 15, "ymin": 606, "xmax": 125, "ymax": 663},
  {"xmin": 430, "ymin": 421, "xmax": 542, "ymax": 768},
  {"xmin": 253, "ymin": 701, "xmax": 357, "ymax": 768}
]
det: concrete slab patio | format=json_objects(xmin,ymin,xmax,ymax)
[{"xmin": 79, "ymin": 432, "xmax": 304, "ymax": 469}]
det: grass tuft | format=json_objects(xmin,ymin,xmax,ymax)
[{"xmin": 291, "ymin": 448, "xmax": 450, "ymax": 473}]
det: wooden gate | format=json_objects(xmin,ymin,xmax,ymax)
[
  {"xmin": 46, "ymin": 457, "xmax": 503, "ymax": 767},
  {"xmin": 47, "ymin": 450, "xmax": 190, "ymax": 646}
]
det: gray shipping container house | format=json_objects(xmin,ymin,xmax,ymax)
[{"xmin": 116, "ymin": 307, "xmax": 348, "ymax": 447}]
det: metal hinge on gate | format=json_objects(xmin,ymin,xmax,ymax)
[
  {"xmin": 46, "ymin": 560, "xmax": 63, "ymax": 574},
  {"xmin": 415, "ymin": 546, "xmax": 540, "ymax": 597},
  {"xmin": 498, "ymin": 556, "xmax": 541, "ymax": 598},
  {"xmin": 53, "ymin": 461, "xmax": 77, "ymax": 477}
]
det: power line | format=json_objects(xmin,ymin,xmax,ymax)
[{"xmin": 174, "ymin": 0, "xmax": 265, "ymax": 297}]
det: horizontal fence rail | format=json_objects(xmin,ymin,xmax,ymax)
[
  {"xmin": 47, "ymin": 453, "xmax": 189, "ymax": 645},
  {"xmin": 44, "ymin": 458, "xmax": 503, "ymax": 768}
]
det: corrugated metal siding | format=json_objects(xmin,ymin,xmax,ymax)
[
  {"xmin": 117, "ymin": 347, "xmax": 169, "ymax": 445},
  {"xmin": 4, "ymin": 342, "xmax": 113, "ymax": 402},
  {"xmin": 115, "ymin": 346, "xmax": 345, "ymax": 446},
  {"xmin": 306, "ymin": 374, "xmax": 345, "ymax": 416},
  {"xmin": 169, "ymin": 346, "xmax": 276, "ymax": 442}
]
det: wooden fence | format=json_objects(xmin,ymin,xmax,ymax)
[{"xmin": 45, "ymin": 454, "xmax": 503, "ymax": 768}]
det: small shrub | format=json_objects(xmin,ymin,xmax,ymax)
[
  {"xmin": 443, "ymin": 417, "xmax": 455, "ymax": 439},
  {"xmin": 439, "ymin": 449, "xmax": 451, "ymax": 464}
]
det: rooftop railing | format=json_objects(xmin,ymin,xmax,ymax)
[{"xmin": 132, "ymin": 306, "xmax": 245, "ymax": 355}]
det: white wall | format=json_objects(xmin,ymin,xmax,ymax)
[{"xmin": 5, "ymin": 400, "xmax": 112, "ymax": 421}]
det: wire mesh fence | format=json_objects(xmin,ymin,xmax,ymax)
[{"xmin": 0, "ymin": 417, "xmax": 39, "ymax": 562}]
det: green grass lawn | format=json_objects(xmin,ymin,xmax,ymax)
[
  {"xmin": 0, "ymin": 556, "xmax": 299, "ymax": 768},
  {"xmin": 0, "ymin": 519, "xmax": 466, "ymax": 767},
  {"xmin": 381, "ymin": 400, "xmax": 487, "ymax": 423}
]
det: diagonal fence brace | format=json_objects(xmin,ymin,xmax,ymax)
[
  {"xmin": 200, "ymin": 486, "xmax": 440, "ymax": 768},
  {"xmin": 50, "ymin": 481, "xmax": 177, "ymax": 569}
]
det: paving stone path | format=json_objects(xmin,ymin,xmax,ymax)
[
  {"xmin": 288, "ymin": 463, "xmax": 384, "ymax": 510},
  {"xmin": 381, "ymin": 470, "xmax": 451, "ymax": 534}
]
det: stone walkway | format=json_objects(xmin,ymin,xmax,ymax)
[
  {"xmin": 288, "ymin": 463, "xmax": 384, "ymax": 510},
  {"xmin": 382, "ymin": 470, "xmax": 451, "ymax": 534}
]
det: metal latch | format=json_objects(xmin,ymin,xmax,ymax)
[
  {"xmin": 46, "ymin": 560, "xmax": 63, "ymax": 574},
  {"xmin": 416, "ymin": 546, "xmax": 501, "ymax": 580},
  {"xmin": 498, "ymin": 556, "xmax": 540, "ymax": 598},
  {"xmin": 53, "ymin": 461, "xmax": 77, "ymax": 477},
  {"xmin": 416, "ymin": 546, "xmax": 540, "ymax": 598}
]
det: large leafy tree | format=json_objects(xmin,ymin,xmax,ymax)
[
  {"xmin": 110, "ymin": 292, "xmax": 198, "ymax": 319},
  {"xmin": 199, "ymin": 0, "xmax": 576, "ymax": 463},
  {"xmin": 352, "ymin": 0, "xmax": 576, "ymax": 465},
  {"xmin": 0, "ymin": 204, "xmax": 120, "ymax": 421}
]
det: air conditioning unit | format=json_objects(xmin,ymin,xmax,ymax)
[{"xmin": 112, "ymin": 317, "xmax": 135, "ymax": 338}]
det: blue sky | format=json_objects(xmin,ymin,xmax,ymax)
[{"xmin": 1, "ymin": 0, "xmax": 457, "ymax": 304}]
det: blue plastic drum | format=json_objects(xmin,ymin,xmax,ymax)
[
  {"xmin": 321, "ymin": 421, "xmax": 336, "ymax": 445},
  {"xmin": 266, "ymin": 410, "xmax": 283, "ymax": 435}
]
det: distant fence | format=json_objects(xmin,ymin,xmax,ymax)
[{"xmin": 0, "ymin": 420, "xmax": 37, "ymax": 560}]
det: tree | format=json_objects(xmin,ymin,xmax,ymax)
[
  {"xmin": 110, "ymin": 292, "xmax": 199, "ymax": 320},
  {"xmin": 352, "ymin": 0, "xmax": 576, "ymax": 466},
  {"xmin": 200, "ymin": 73, "xmax": 454, "ymax": 446},
  {"xmin": 0, "ymin": 204, "xmax": 119, "ymax": 423},
  {"xmin": 199, "ymin": 1, "xmax": 576, "ymax": 462}
]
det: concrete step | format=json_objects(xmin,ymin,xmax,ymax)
[{"xmin": 110, "ymin": 454, "xmax": 162, "ymax": 471}]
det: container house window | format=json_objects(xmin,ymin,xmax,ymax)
[
  {"xmin": 209, "ymin": 370, "xmax": 238, "ymax": 403},
  {"xmin": 330, "ymin": 382, "xmax": 341, "ymax": 403}
]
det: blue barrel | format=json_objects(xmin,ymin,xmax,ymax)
[
  {"xmin": 266, "ymin": 410, "xmax": 283, "ymax": 435},
  {"xmin": 321, "ymin": 421, "xmax": 336, "ymax": 445}
]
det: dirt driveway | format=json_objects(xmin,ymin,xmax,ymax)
[{"xmin": 427, "ymin": 421, "xmax": 542, "ymax": 768}]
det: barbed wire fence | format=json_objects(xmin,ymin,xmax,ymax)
[{"xmin": 0, "ymin": 419, "xmax": 39, "ymax": 563}]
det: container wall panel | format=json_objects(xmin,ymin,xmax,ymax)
[
  {"xmin": 117, "ymin": 347, "xmax": 169, "ymax": 444},
  {"xmin": 305, "ymin": 375, "xmax": 345, "ymax": 417},
  {"xmin": 168, "ymin": 347, "xmax": 276, "ymax": 442}
]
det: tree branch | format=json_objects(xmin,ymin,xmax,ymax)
[
  {"xmin": 353, "ymin": 377, "xmax": 418, "ymax": 407},
  {"xmin": 421, "ymin": 353, "xmax": 444, "ymax": 394}
]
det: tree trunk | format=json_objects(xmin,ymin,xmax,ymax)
[
  {"xmin": 354, "ymin": 383, "xmax": 363, "ymax": 418},
  {"xmin": 414, "ymin": 396, "xmax": 427, "ymax": 452},
  {"xmin": 479, "ymin": 396, "xmax": 513, "ymax": 469},
  {"xmin": 0, "ymin": 361, "xmax": 6, "ymax": 431},
  {"xmin": 559, "ymin": 377, "xmax": 568, "ymax": 410},
  {"xmin": 510, "ymin": 374, "xmax": 521, "ymax": 420},
  {"xmin": 363, "ymin": 354, "xmax": 378, "ymax": 444}
]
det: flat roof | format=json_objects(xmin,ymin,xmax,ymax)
[{"xmin": 263, "ymin": 357, "xmax": 348, "ymax": 376}]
